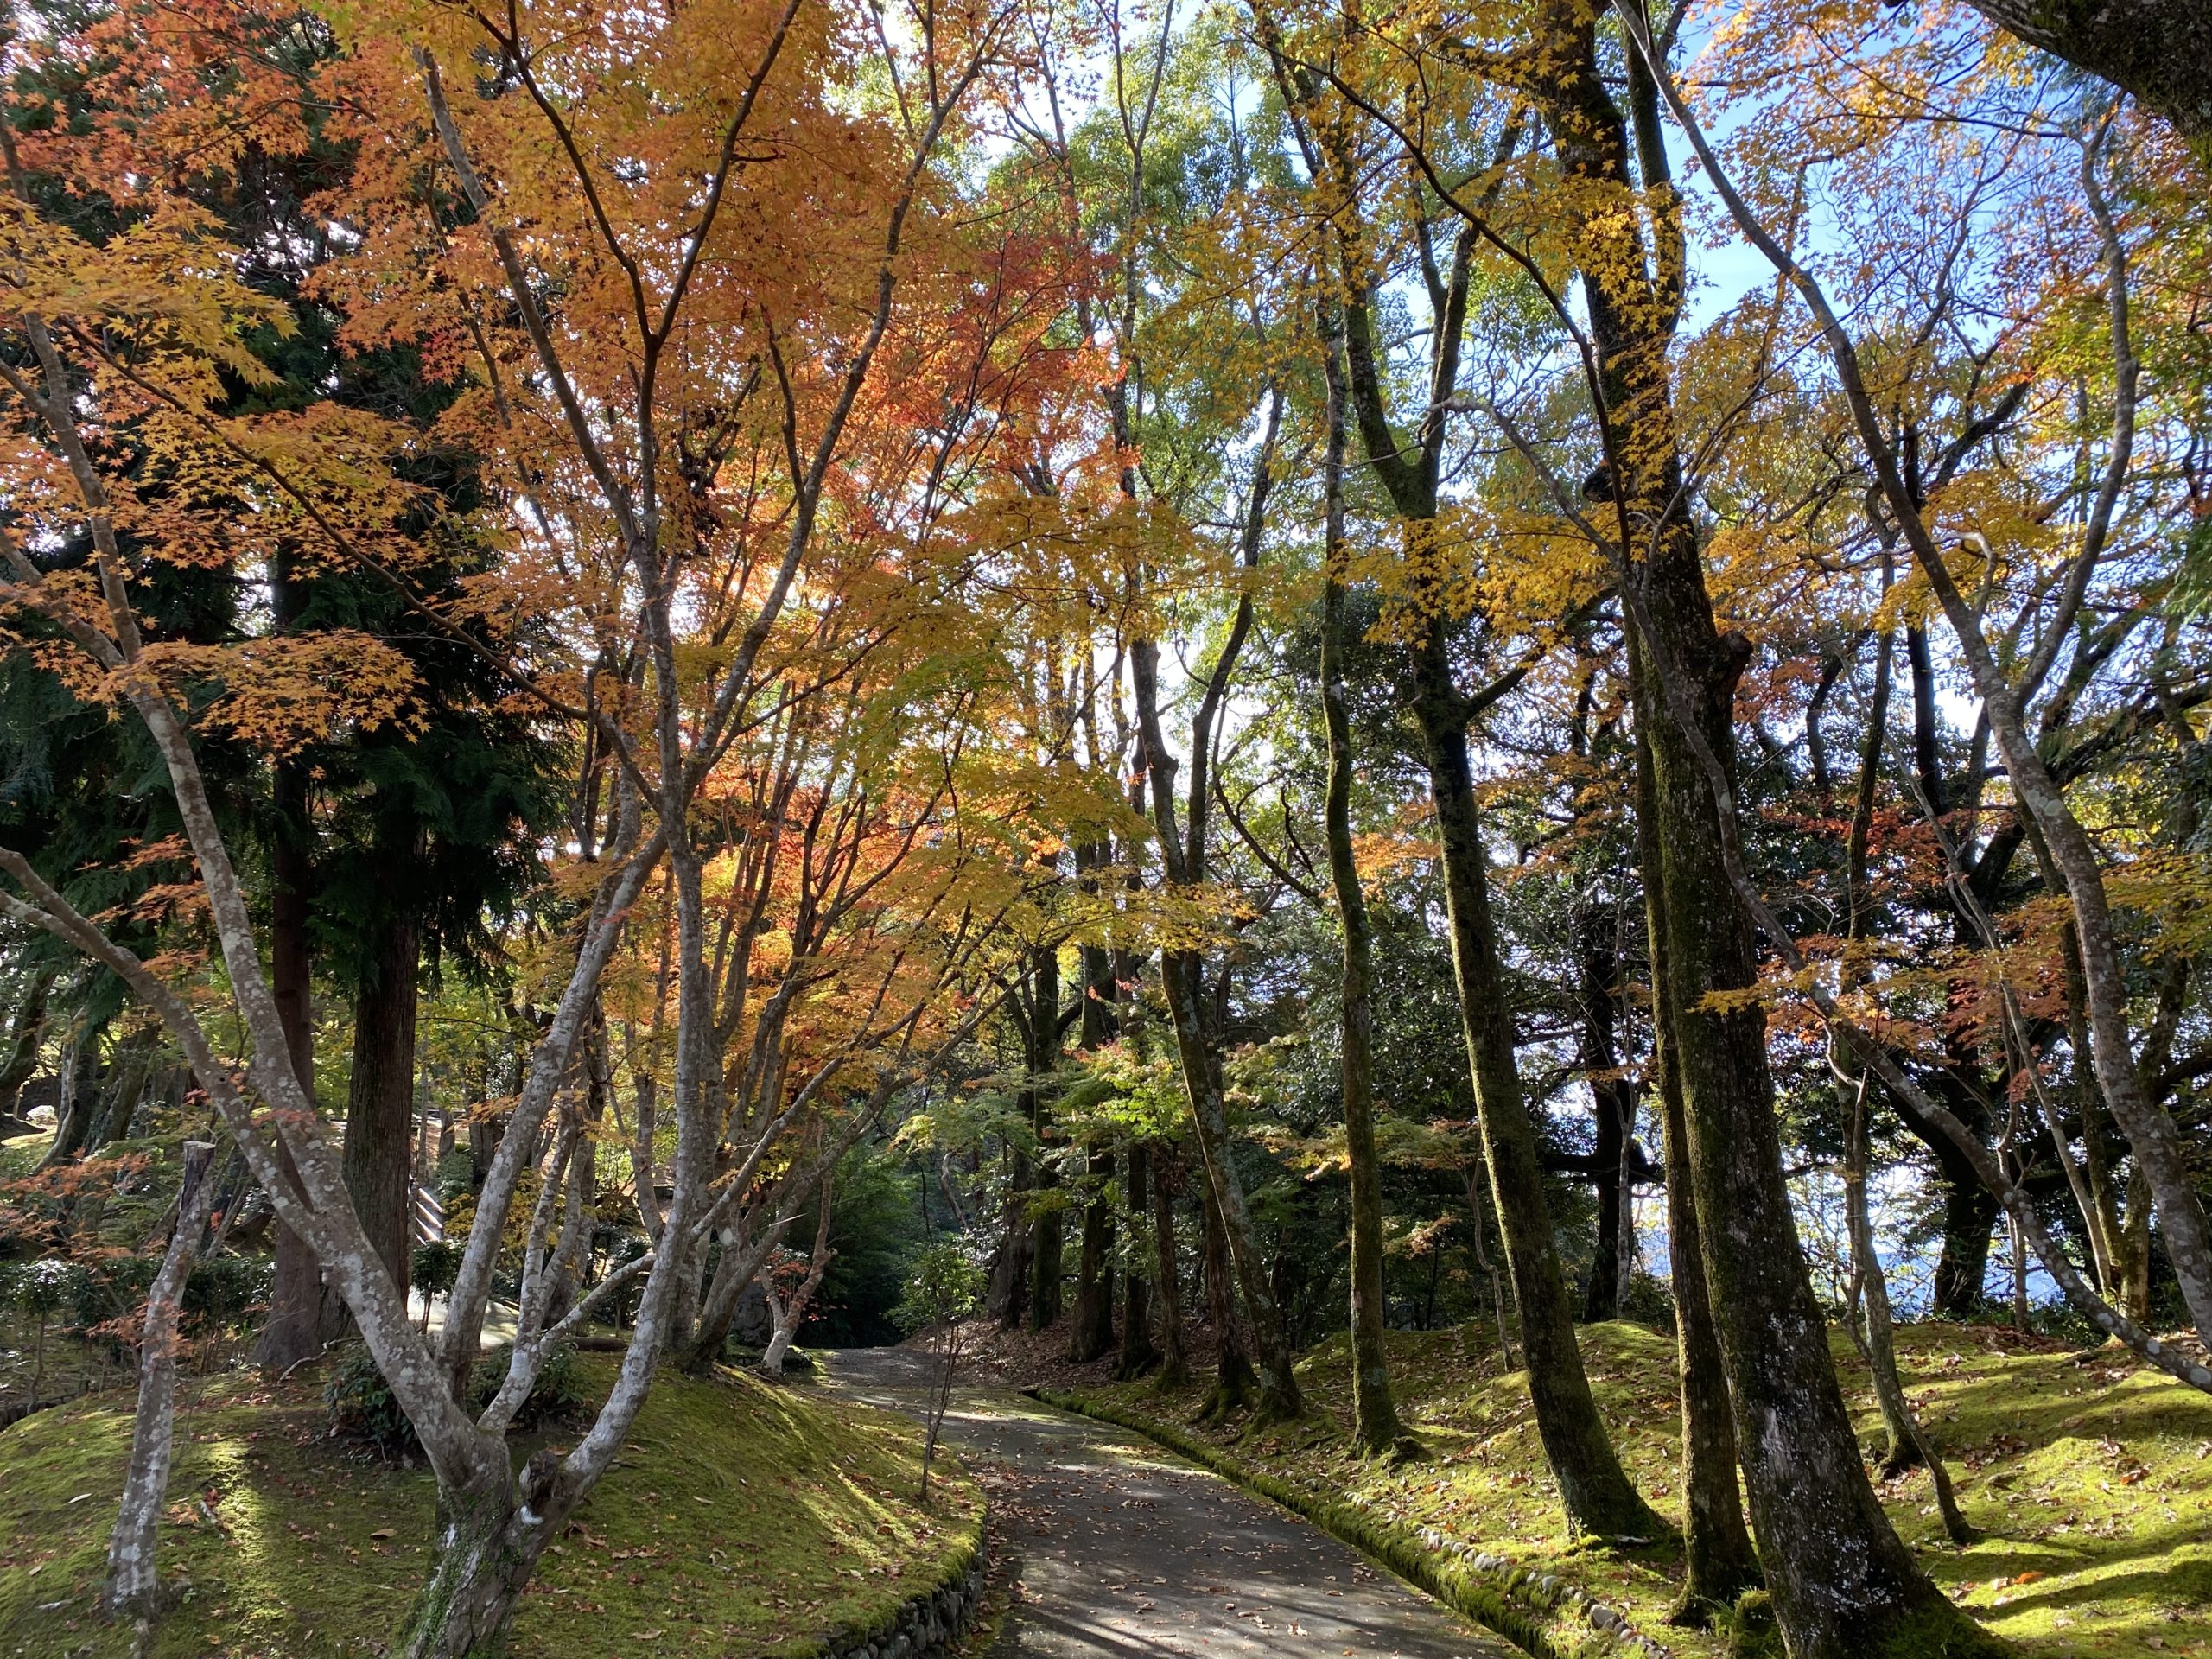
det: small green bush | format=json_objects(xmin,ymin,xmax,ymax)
[
  {"xmin": 486, "ymin": 1340, "xmax": 587, "ymax": 1433},
  {"xmin": 325, "ymin": 1338, "xmax": 590, "ymax": 1458},
  {"xmin": 324, "ymin": 1344, "xmax": 417, "ymax": 1459},
  {"xmin": 410, "ymin": 1240, "xmax": 461, "ymax": 1302},
  {"xmin": 182, "ymin": 1252, "xmax": 263, "ymax": 1330}
]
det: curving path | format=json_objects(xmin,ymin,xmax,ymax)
[{"xmin": 823, "ymin": 1348, "xmax": 1514, "ymax": 1659}]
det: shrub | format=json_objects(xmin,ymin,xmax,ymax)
[
  {"xmin": 182, "ymin": 1252, "xmax": 263, "ymax": 1332},
  {"xmin": 486, "ymin": 1341, "xmax": 587, "ymax": 1433},
  {"xmin": 324, "ymin": 1338, "xmax": 589, "ymax": 1459},
  {"xmin": 324, "ymin": 1343, "xmax": 417, "ymax": 1459},
  {"xmin": 410, "ymin": 1240, "xmax": 461, "ymax": 1303}
]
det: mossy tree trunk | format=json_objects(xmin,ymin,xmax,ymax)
[
  {"xmin": 1410, "ymin": 613, "xmax": 1659, "ymax": 1537},
  {"xmin": 256, "ymin": 549, "xmax": 325, "ymax": 1376},
  {"xmin": 1552, "ymin": 10, "xmax": 1999, "ymax": 1636},
  {"xmin": 1634, "ymin": 724, "xmax": 1761, "ymax": 1623},
  {"xmin": 401, "ymin": 1455, "xmax": 570, "ymax": 1659},
  {"xmin": 1198, "ymin": 1182, "xmax": 1257, "ymax": 1418},
  {"xmin": 1319, "ymin": 312, "xmax": 1405, "ymax": 1458}
]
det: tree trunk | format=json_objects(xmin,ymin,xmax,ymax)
[
  {"xmin": 761, "ymin": 1189, "xmax": 835, "ymax": 1377},
  {"xmin": 1030, "ymin": 1167, "xmax": 1065, "ymax": 1331},
  {"xmin": 1960, "ymin": 0, "xmax": 2211, "ymax": 141},
  {"xmin": 1115, "ymin": 1144, "xmax": 1159, "ymax": 1379},
  {"xmin": 1198, "ymin": 1182, "xmax": 1255, "ymax": 1418},
  {"xmin": 1026, "ymin": 946, "xmax": 1065, "ymax": 1332},
  {"xmin": 255, "ymin": 755, "xmax": 323, "ymax": 1374},
  {"xmin": 1069, "ymin": 1150, "xmax": 1116, "ymax": 1363},
  {"xmin": 1902, "ymin": 1070, "xmax": 2000, "ymax": 1319},
  {"xmin": 0, "ymin": 969, "xmax": 53, "ymax": 1124},
  {"xmin": 105, "ymin": 1140, "xmax": 217, "ymax": 1622},
  {"xmin": 41, "ymin": 1030, "xmax": 102, "ymax": 1167},
  {"xmin": 1150, "ymin": 1147, "xmax": 1190, "ymax": 1387},
  {"xmin": 988, "ymin": 1141, "xmax": 1034, "ymax": 1330},
  {"xmin": 256, "ymin": 543, "xmax": 323, "ymax": 1375},
  {"xmin": 1319, "ymin": 322, "xmax": 1407, "ymax": 1454},
  {"xmin": 1635, "ymin": 733, "xmax": 1760, "ymax": 1624},
  {"xmin": 1585, "ymin": 1081, "xmax": 1624, "ymax": 1323},
  {"xmin": 345, "ymin": 911, "xmax": 420, "ymax": 1301},
  {"xmin": 1535, "ymin": 11, "xmax": 1996, "ymax": 1642},
  {"xmin": 1840, "ymin": 1044, "xmax": 1971, "ymax": 1540},
  {"xmin": 1159, "ymin": 949, "xmax": 1301, "ymax": 1420},
  {"xmin": 1410, "ymin": 613, "xmax": 1658, "ymax": 1538},
  {"xmin": 399, "ymin": 1456, "xmax": 569, "ymax": 1659}
]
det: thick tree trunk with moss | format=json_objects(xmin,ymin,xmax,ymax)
[
  {"xmin": 1635, "ymin": 729, "xmax": 1760, "ymax": 1623},
  {"xmin": 1541, "ymin": 11, "xmax": 1998, "ymax": 1645},
  {"xmin": 1411, "ymin": 615, "xmax": 1658, "ymax": 1537},
  {"xmin": 257, "ymin": 550, "xmax": 324, "ymax": 1375},
  {"xmin": 256, "ymin": 754, "xmax": 324, "ymax": 1375}
]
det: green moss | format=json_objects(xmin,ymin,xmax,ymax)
[
  {"xmin": 0, "ymin": 1357, "xmax": 982, "ymax": 1657},
  {"xmin": 1046, "ymin": 1319, "xmax": 2212, "ymax": 1659}
]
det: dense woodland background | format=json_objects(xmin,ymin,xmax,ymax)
[{"xmin": 0, "ymin": 0, "xmax": 2208, "ymax": 1655}]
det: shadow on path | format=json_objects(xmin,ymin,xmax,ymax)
[{"xmin": 822, "ymin": 1347, "xmax": 1516, "ymax": 1659}]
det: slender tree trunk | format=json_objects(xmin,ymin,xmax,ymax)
[
  {"xmin": 105, "ymin": 1139, "xmax": 217, "ymax": 1622},
  {"xmin": 1319, "ymin": 321, "xmax": 1406, "ymax": 1454},
  {"xmin": 1026, "ymin": 948, "xmax": 1065, "ymax": 1332},
  {"xmin": 1585, "ymin": 1080, "xmax": 1624, "ymax": 1322},
  {"xmin": 1159, "ymin": 950, "xmax": 1301, "ymax": 1420},
  {"xmin": 345, "ymin": 912, "xmax": 420, "ymax": 1302},
  {"xmin": 761, "ymin": 1189, "xmax": 835, "ymax": 1377},
  {"xmin": 1070, "ymin": 1149, "xmax": 1116, "ymax": 1363},
  {"xmin": 989, "ymin": 1140, "xmax": 1034, "ymax": 1330},
  {"xmin": 1411, "ymin": 614, "xmax": 1658, "ymax": 1537},
  {"xmin": 1116, "ymin": 1144, "xmax": 1159, "ymax": 1378},
  {"xmin": 1635, "ymin": 731, "xmax": 1759, "ymax": 1623},
  {"xmin": 0, "ymin": 969, "xmax": 53, "ymax": 1124},
  {"xmin": 1150, "ymin": 1147, "xmax": 1190, "ymax": 1387},
  {"xmin": 1840, "ymin": 1053, "xmax": 1971, "ymax": 1539}
]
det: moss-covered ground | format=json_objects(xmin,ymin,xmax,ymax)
[
  {"xmin": 1052, "ymin": 1320, "xmax": 2212, "ymax": 1658},
  {"xmin": 0, "ymin": 1353, "xmax": 982, "ymax": 1658}
]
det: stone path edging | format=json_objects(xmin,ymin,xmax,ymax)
[
  {"xmin": 1030, "ymin": 1387, "xmax": 1672, "ymax": 1659},
  {"xmin": 818, "ymin": 1522, "xmax": 987, "ymax": 1658}
]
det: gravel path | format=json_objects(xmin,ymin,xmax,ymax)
[{"xmin": 822, "ymin": 1347, "xmax": 1516, "ymax": 1659}]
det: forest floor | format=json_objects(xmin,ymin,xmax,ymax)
[
  {"xmin": 823, "ymin": 1344, "xmax": 1516, "ymax": 1658},
  {"xmin": 969, "ymin": 1317, "xmax": 2212, "ymax": 1659},
  {"xmin": 0, "ymin": 1351, "xmax": 982, "ymax": 1657}
]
